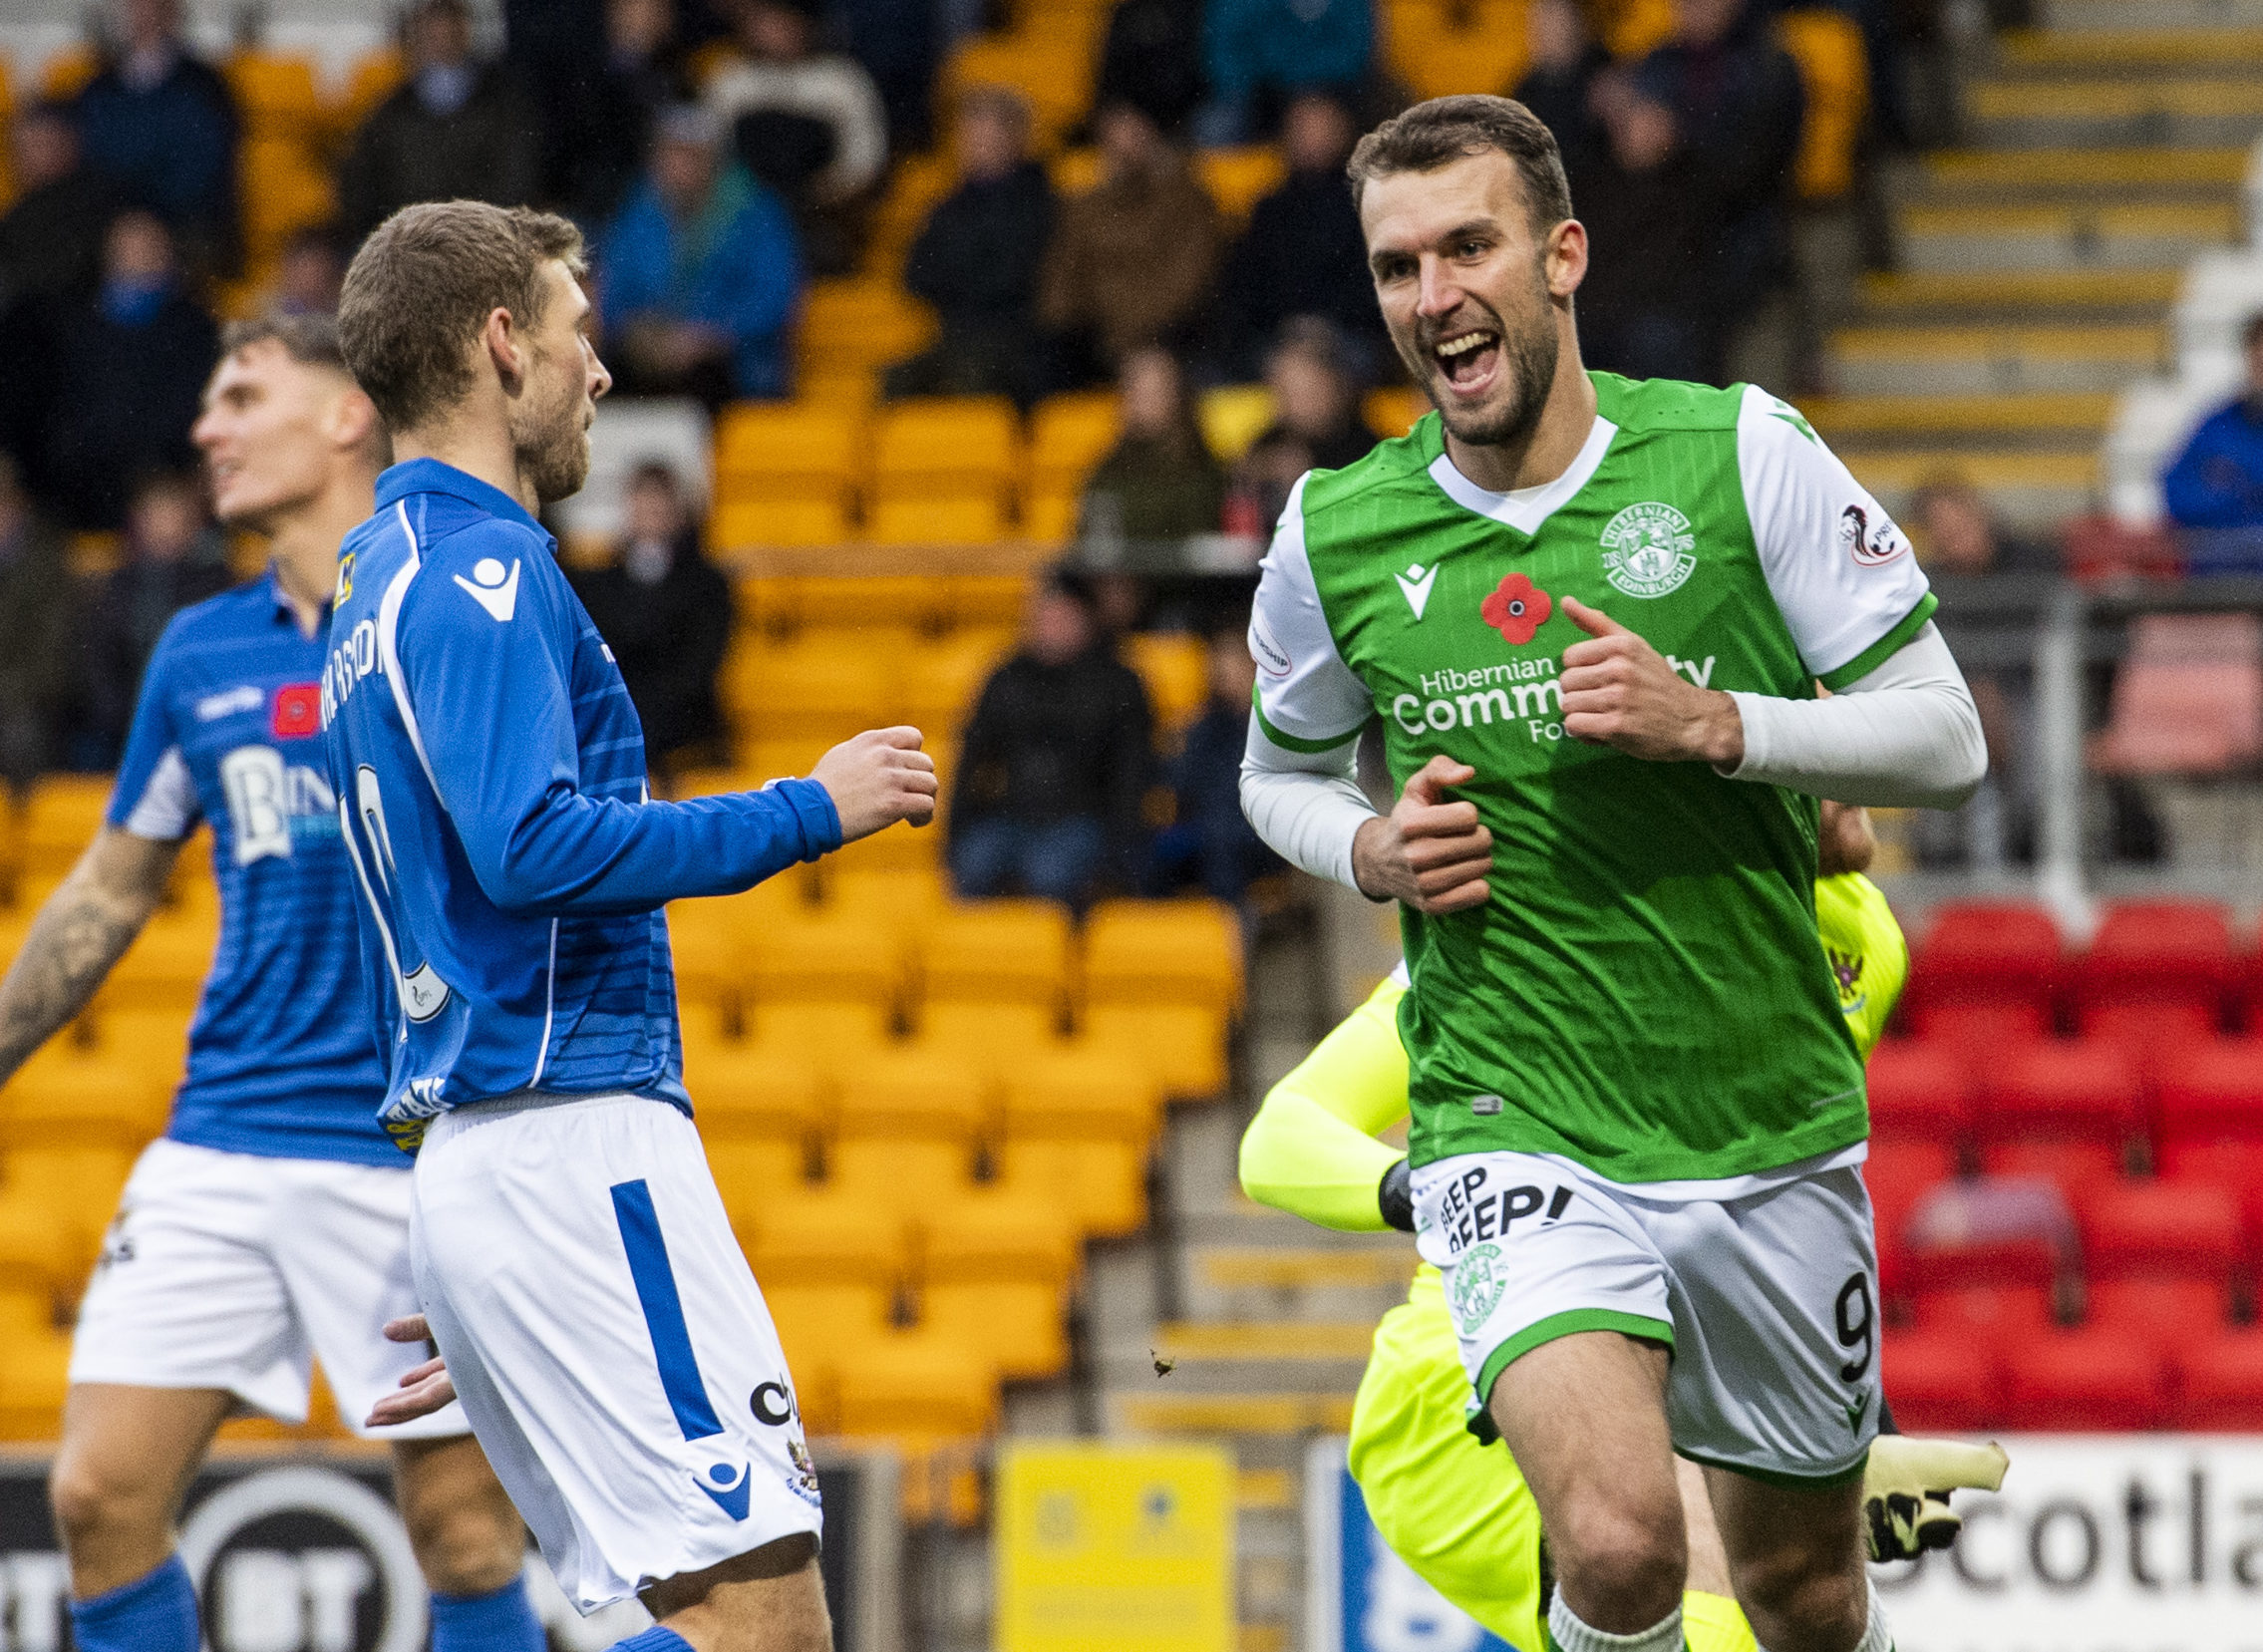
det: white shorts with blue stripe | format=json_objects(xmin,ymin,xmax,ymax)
[{"xmin": 410, "ymin": 1092, "xmax": 821, "ymax": 1611}]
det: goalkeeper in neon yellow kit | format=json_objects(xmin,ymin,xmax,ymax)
[{"xmin": 1242, "ymin": 805, "xmax": 2004, "ymax": 1652}]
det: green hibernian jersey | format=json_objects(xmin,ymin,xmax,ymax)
[{"xmin": 1246, "ymin": 373, "xmax": 1937, "ymax": 1185}]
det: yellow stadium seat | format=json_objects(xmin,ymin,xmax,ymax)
[
  {"xmin": 784, "ymin": 575, "xmax": 952, "ymax": 635},
  {"xmin": 744, "ymin": 912, "xmax": 903, "ymax": 1015},
  {"xmin": 943, "ymin": 34, "xmax": 1092, "ymax": 144},
  {"xmin": 335, "ymin": 48, "xmax": 407, "ymax": 138},
  {"xmin": 0, "ymin": 1328, "xmax": 73, "ymax": 1441},
  {"xmin": 84, "ymin": 1004, "xmax": 192, "ymax": 1090},
  {"xmin": 20, "ymin": 777, "xmax": 112, "ymax": 876},
  {"xmin": 1027, "ymin": 393, "xmax": 1122, "ymax": 497},
  {"xmin": 798, "ymin": 280, "xmax": 937, "ymax": 376},
  {"xmin": 743, "ymin": 1199, "xmax": 903, "ymax": 1406},
  {"xmin": 702, "ymin": 1052, "xmax": 826, "ymax": 1221},
  {"xmin": 1022, "ymin": 491, "xmax": 1081, "ymax": 544},
  {"xmin": 1077, "ymin": 1003, "xmax": 1228, "ymax": 1098},
  {"xmin": 866, "ymin": 154, "xmax": 958, "ymax": 273},
  {"xmin": 819, "ymin": 865, "xmax": 950, "ymax": 943},
  {"xmin": 1387, "ymin": 0, "xmax": 1532, "ymax": 99},
  {"xmin": 710, "ymin": 498, "xmax": 852, "ymax": 549},
  {"xmin": 7, "ymin": 1146, "xmax": 135, "ymax": 1252},
  {"xmin": 1603, "ymin": 0, "xmax": 1677, "ymax": 55},
  {"xmin": 1049, "ymin": 148, "xmax": 1102, "ymax": 197},
  {"xmin": 0, "ymin": 1187, "xmax": 87, "ymax": 1298},
  {"xmin": 225, "ymin": 52, "xmax": 324, "ymax": 142},
  {"xmin": 745, "ymin": 1001, "xmax": 895, "ymax": 1064},
  {"xmin": 827, "ymin": 1050, "xmax": 988, "ymax": 1210},
  {"xmin": 918, "ymin": 1196, "xmax": 1077, "ymax": 1379},
  {"xmin": 834, "ymin": 1327, "xmax": 997, "ymax": 1441},
  {"xmin": 1198, "ymin": 147, "xmax": 1287, "ymax": 220},
  {"xmin": 101, "ymin": 913, "xmax": 218, "ymax": 1008},
  {"xmin": 1365, "ymin": 387, "xmax": 1432, "ymax": 439},
  {"xmin": 712, "ymin": 403, "xmax": 862, "ymax": 513},
  {"xmin": 1124, "ymin": 632, "xmax": 1208, "ymax": 729},
  {"xmin": 866, "ymin": 496, "xmax": 1009, "ymax": 545},
  {"xmin": 1198, "ymin": 385, "xmax": 1277, "ymax": 463},
  {"xmin": 0, "ymin": 1046, "xmax": 170, "ymax": 1148},
  {"xmin": 898, "ymin": 630, "xmax": 1013, "ymax": 732},
  {"xmin": 912, "ymin": 1004, "xmax": 1063, "ymax": 1079},
  {"xmin": 39, "ymin": 46, "xmax": 100, "ymax": 101},
  {"xmin": 722, "ymin": 634, "xmax": 900, "ymax": 738},
  {"xmin": 943, "ymin": 575, "xmax": 1031, "ymax": 629},
  {"xmin": 821, "ymin": 820, "xmax": 942, "ymax": 876},
  {"xmin": 916, "ymin": 899, "xmax": 1072, "ymax": 1009},
  {"xmin": 1001, "ymin": 1046, "xmax": 1159, "ymax": 1236},
  {"xmin": 740, "ymin": 736, "xmax": 843, "ymax": 786},
  {"xmin": 669, "ymin": 877, "xmax": 810, "ymax": 1008},
  {"xmin": 1081, "ymin": 897, "xmax": 1243, "ymax": 1012},
  {"xmin": 870, "ymin": 396, "xmax": 1020, "ymax": 499},
  {"xmin": 1778, "ymin": 9, "xmax": 1868, "ymax": 202}
]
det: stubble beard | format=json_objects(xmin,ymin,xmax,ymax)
[{"xmin": 519, "ymin": 387, "xmax": 592, "ymax": 506}]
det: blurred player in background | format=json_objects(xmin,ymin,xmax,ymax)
[
  {"xmin": 0, "ymin": 317, "xmax": 541, "ymax": 1652},
  {"xmin": 326, "ymin": 201, "xmax": 936, "ymax": 1652},
  {"xmin": 1242, "ymin": 803, "xmax": 2006, "ymax": 1650}
]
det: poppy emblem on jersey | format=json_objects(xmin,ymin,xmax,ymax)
[
  {"xmin": 1479, "ymin": 573, "xmax": 1551, "ymax": 645},
  {"xmin": 1838, "ymin": 503, "xmax": 1910, "ymax": 567},
  {"xmin": 1599, "ymin": 501, "xmax": 1697, "ymax": 598},
  {"xmin": 1450, "ymin": 1243, "xmax": 1508, "ymax": 1336},
  {"xmin": 270, "ymin": 683, "xmax": 322, "ymax": 739}
]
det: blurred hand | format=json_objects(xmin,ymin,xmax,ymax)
[
  {"xmin": 810, "ymin": 727, "xmax": 939, "ymax": 842},
  {"xmin": 1352, "ymin": 755, "xmax": 1494, "ymax": 913},
  {"xmin": 1816, "ymin": 800, "xmax": 1876, "ymax": 876},
  {"xmin": 1558, "ymin": 597, "xmax": 1743, "ymax": 765},
  {"xmin": 366, "ymin": 1314, "xmax": 457, "ymax": 1427}
]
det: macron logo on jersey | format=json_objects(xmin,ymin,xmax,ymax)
[
  {"xmin": 1396, "ymin": 562, "xmax": 1438, "ymax": 620},
  {"xmin": 453, "ymin": 556, "xmax": 521, "ymax": 621}
]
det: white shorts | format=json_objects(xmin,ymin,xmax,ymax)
[
  {"xmin": 411, "ymin": 1092, "xmax": 821, "ymax": 1613},
  {"xmin": 1413, "ymin": 1151, "xmax": 1881, "ymax": 1486},
  {"xmin": 70, "ymin": 1138, "xmax": 470, "ymax": 1441}
]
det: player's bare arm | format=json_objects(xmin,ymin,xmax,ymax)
[
  {"xmin": 0, "ymin": 829, "xmax": 179, "ymax": 1083},
  {"xmin": 808, "ymin": 726, "xmax": 941, "ymax": 841},
  {"xmin": 1351, "ymin": 756, "xmax": 1494, "ymax": 913},
  {"xmin": 1557, "ymin": 596, "xmax": 1745, "ymax": 767}
]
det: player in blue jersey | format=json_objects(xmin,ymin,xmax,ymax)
[
  {"xmin": 0, "ymin": 317, "xmax": 544, "ymax": 1652},
  {"xmin": 326, "ymin": 202, "xmax": 935, "ymax": 1652}
]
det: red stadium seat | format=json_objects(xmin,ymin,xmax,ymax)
[
  {"xmin": 2080, "ymin": 1176, "xmax": 2242, "ymax": 1284},
  {"xmin": 1863, "ymin": 1141, "xmax": 1956, "ymax": 1293},
  {"xmin": 2172, "ymin": 1329, "xmax": 2263, "ymax": 1430},
  {"xmin": 2003, "ymin": 1328, "xmax": 2170, "ymax": 1430},
  {"xmin": 1905, "ymin": 900, "xmax": 2061, "ymax": 1047},
  {"xmin": 2086, "ymin": 1278, "xmax": 2228, "ymax": 1339},
  {"xmin": 1901, "ymin": 1174, "xmax": 2072, "ymax": 1350},
  {"xmin": 2155, "ymin": 1039, "xmax": 2263, "ymax": 1146},
  {"xmin": 1975, "ymin": 1041, "xmax": 2143, "ymax": 1189},
  {"xmin": 2153, "ymin": 1142, "xmax": 2263, "ymax": 1262},
  {"xmin": 2074, "ymin": 900, "xmax": 2237, "ymax": 1040},
  {"xmin": 1864, "ymin": 1041, "xmax": 1972, "ymax": 1147},
  {"xmin": 1881, "ymin": 1327, "xmax": 1999, "ymax": 1432}
]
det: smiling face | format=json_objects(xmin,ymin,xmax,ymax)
[
  {"xmin": 510, "ymin": 259, "xmax": 611, "ymax": 505},
  {"xmin": 193, "ymin": 339, "xmax": 357, "ymax": 530},
  {"xmin": 1360, "ymin": 150, "xmax": 1583, "ymax": 452}
]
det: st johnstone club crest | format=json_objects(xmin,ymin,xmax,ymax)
[{"xmin": 1599, "ymin": 502, "xmax": 1697, "ymax": 598}]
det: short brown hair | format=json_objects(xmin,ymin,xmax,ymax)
[
  {"xmin": 337, "ymin": 201, "xmax": 585, "ymax": 432},
  {"xmin": 1347, "ymin": 95, "xmax": 1573, "ymax": 229},
  {"xmin": 221, "ymin": 311, "xmax": 350, "ymax": 373}
]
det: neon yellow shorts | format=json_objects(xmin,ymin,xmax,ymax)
[{"xmin": 1347, "ymin": 1265, "xmax": 1758, "ymax": 1652}]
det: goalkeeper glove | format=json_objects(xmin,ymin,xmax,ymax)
[
  {"xmin": 1379, "ymin": 1157, "xmax": 1415, "ymax": 1232},
  {"xmin": 1862, "ymin": 1435, "xmax": 2009, "ymax": 1562}
]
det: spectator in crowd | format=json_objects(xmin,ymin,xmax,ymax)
[
  {"xmin": 884, "ymin": 87, "xmax": 1056, "ymax": 404},
  {"xmin": 73, "ymin": 468, "xmax": 233, "ymax": 768},
  {"xmin": 1228, "ymin": 320, "xmax": 1376, "ymax": 528},
  {"xmin": 71, "ymin": 0, "xmax": 238, "ymax": 271},
  {"xmin": 2162, "ymin": 313, "xmax": 2263, "ymax": 531},
  {"xmin": 1040, "ymin": 100, "xmax": 1221, "ymax": 388},
  {"xmin": 40, "ymin": 210, "xmax": 217, "ymax": 530},
  {"xmin": 0, "ymin": 103, "xmax": 123, "ymax": 313},
  {"xmin": 1094, "ymin": 0, "xmax": 1207, "ymax": 137},
  {"xmin": 566, "ymin": 462, "xmax": 733, "ymax": 774},
  {"xmin": 545, "ymin": 0, "xmax": 694, "ymax": 224},
  {"xmin": 338, "ymin": 0, "xmax": 542, "ymax": 240},
  {"xmin": 1910, "ymin": 474, "xmax": 2059, "ymax": 579},
  {"xmin": 704, "ymin": 0, "xmax": 888, "ymax": 274},
  {"xmin": 1145, "ymin": 629, "xmax": 1280, "ymax": 901},
  {"xmin": 0, "ymin": 457, "xmax": 75, "ymax": 795},
  {"xmin": 1198, "ymin": 0, "xmax": 1372, "ymax": 144},
  {"xmin": 1514, "ymin": 0, "xmax": 1709, "ymax": 382},
  {"xmin": 949, "ymin": 569, "xmax": 1154, "ymax": 908},
  {"xmin": 1209, "ymin": 91, "xmax": 1383, "ymax": 383},
  {"xmin": 1628, "ymin": 0, "xmax": 1805, "ymax": 385},
  {"xmin": 1079, "ymin": 348, "xmax": 1226, "ymax": 541},
  {"xmin": 829, "ymin": 0, "xmax": 940, "ymax": 156},
  {"xmin": 600, "ymin": 105, "xmax": 804, "ymax": 403},
  {"xmin": 262, "ymin": 225, "xmax": 348, "ymax": 316}
]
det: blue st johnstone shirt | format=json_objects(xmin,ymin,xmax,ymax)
[
  {"xmin": 108, "ymin": 575, "xmax": 400, "ymax": 1167},
  {"xmin": 322, "ymin": 459, "xmax": 839, "ymax": 1151}
]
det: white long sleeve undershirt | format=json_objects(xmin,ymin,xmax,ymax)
[{"xmin": 1237, "ymin": 622, "xmax": 1987, "ymax": 894}]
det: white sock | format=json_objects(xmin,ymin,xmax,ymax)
[{"xmin": 1547, "ymin": 1592, "xmax": 1685, "ymax": 1652}]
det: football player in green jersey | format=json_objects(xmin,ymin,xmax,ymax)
[
  {"xmin": 1241, "ymin": 804, "xmax": 2006, "ymax": 1652},
  {"xmin": 1238, "ymin": 95, "xmax": 1987, "ymax": 1652}
]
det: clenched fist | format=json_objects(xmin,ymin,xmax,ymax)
[
  {"xmin": 810, "ymin": 727, "xmax": 939, "ymax": 842},
  {"xmin": 1352, "ymin": 755, "xmax": 1494, "ymax": 913}
]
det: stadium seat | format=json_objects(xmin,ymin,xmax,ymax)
[
  {"xmin": 1777, "ymin": 10, "xmax": 1867, "ymax": 203},
  {"xmin": 1386, "ymin": 0, "xmax": 1533, "ymax": 100},
  {"xmin": 899, "ymin": 629, "xmax": 1014, "ymax": 733},
  {"xmin": 943, "ymin": 574, "xmax": 1031, "ymax": 629},
  {"xmin": 869, "ymin": 396, "xmax": 1019, "ymax": 509},
  {"xmin": 1081, "ymin": 898, "xmax": 1243, "ymax": 1015},
  {"xmin": 2079, "ymin": 1178, "xmax": 2242, "ymax": 1333},
  {"xmin": 99, "ymin": 914, "xmax": 218, "ymax": 1008},
  {"xmin": 81, "ymin": 1004, "xmax": 191, "ymax": 1092},
  {"xmin": 821, "ymin": 864, "xmax": 952, "ymax": 944},
  {"xmin": 1196, "ymin": 147, "xmax": 1287, "ymax": 220},
  {"xmin": 827, "ymin": 1049, "xmax": 988, "ymax": 1214},
  {"xmin": 709, "ymin": 497, "xmax": 852, "ymax": 548},
  {"xmin": 780, "ymin": 574, "xmax": 952, "ymax": 636},
  {"xmin": 5, "ymin": 1147, "xmax": 134, "ymax": 1260},
  {"xmin": 1863, "ymin": 1140, "xmax": 1956, "ymax": 1291},
  {"xmin": 916, "ymin": 899, "xmax": 1072, "ymax": 1011},
  {"xmin": 744, "ymin": 910, "xmax": 903, "ymax": 1017},
  {"xmin": 224, "ymin": 51, "xmax": 324, "ymax": 142},
  {"xmin": 918, "ymin": 1195, "xmax": 1078, "ymax": 1379},
  {"xmin": 2155, "ymin": 1037, "xmax": 2263, "ymax": 1146},
  {"xmin": 0, "ymin": 1045, "xmax": 170, "ymax": 1149},
  {"xmin": 739, "ymin": 737, "xmax": 843, "ymax": 788},
  {"xmin": 1901, "ymin": 1173, "xmax": 2070, "ymax": 1347},
  {"xmin": 1027, "ymin": 392, "xmax": 1121, "ymax": 524},
  {"xmin": 712, "ymin": 403, "xmax": 862, "ymax": 522},
  {"xmin": 1078, "ymin": 1003, "xmax": 1229, "ymax": 1098},
  {"xmin": 722, "ymin": 633, "xmax": 901, "ymax": 740},
  {"xmin": 2002, "ymin": 1328, "xmax": 2170, "ymax": 1430},
  {"xmin": 0, "ymin": 1182, "xmax": 96, "ymax": 1297},
  {"xmin": 999, "ymin": 1045, "xmax": 1159, "ymax": 1237},
  {"xmin": 866, "ymin": 495, "xmax": 1011, "ymax": 545},
  {"xmin": 743, "ymin": 1200, "xmax": 903, "ymax": 1410},
  {"xmin": 1904, "ymin": 900, "xmax": 2061, "ymax": 1046},
  {"xmin": 797, "ymin": 281, "xmax": 938, "ymax": 383},
  {"xmin": 1123, "ymin": 632, "xmax": 1210, "ymax": 730},
  {"xmin": 1879, "ymin": 1326, "xmax": 1999, "ymax": 1432},
  {"xmin": 2073, "ymin": 899, "xmax": 2238, "ymax": 1041},
  {"xmin": 940, "ymin": 32, "xmax": 1092, "ymax": 144},
  {"xmin": 1364, "ymin": 388, "xmax": 1430, "ymax": 439},
  {"xmin": 688, "ymin": 1045, "xmax": 826, "ymax": 1213},
  {"xmin": 1198, "ymin": 385, "xmax": 1276, "ymax": 463},
  {"xmin": 2172, "ymin": 1329, "xmax": 2263, "ymax": 1429},
  {"xmin": 336, "ymin": 48, "xmax": 406, "ymax": 137},
  {"xmin": 0, "ymin": 1327, "xmax": 75, "ymax": 1441},
  {"xmin": 834, "ymin": 1329, "xmax": 998, "ymax": 1520},
  {"xmin": 1862, "ymin": 1040, "xmax": 1972, "ymax": 1147},
  {"xmin": 19, "ymin": 776, "xmax": 112, "ymax": 876},
  {"xmin": 1974, "ymin": 1040, "xmax": 2143, "ymax": 1189},
  {"xmin": 2091, "ymin": 612, "xmax": 2263, "ymax": 776}
]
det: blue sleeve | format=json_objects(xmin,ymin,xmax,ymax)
[
  {"xmin": 106, "ymin": 625, "xmax": 198, "ymax": 837},
  {"xmin": 2162, "ymin": 406, "xmax": 2263, "ymax": 529},
  {"xmin": 395, "ymin": 529, "xmax": 842, "ymax": 916}
]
